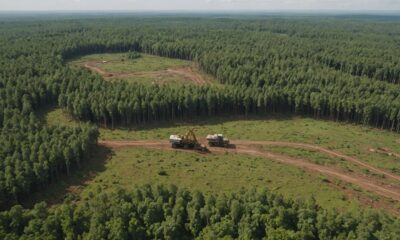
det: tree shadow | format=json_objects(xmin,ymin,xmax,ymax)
[
  {"xmin": 35, "ymin": 103, "xmax": 58, "ymax": 125},
  {"xmin": 21, "ymin": 145, "xmax": 113, "ymax": 208},
  {"xmin": 110, "ymin": 113, "xmax": 298, "ymax": 132}
]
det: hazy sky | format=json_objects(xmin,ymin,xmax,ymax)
[{"xmin": 0, "ymin": 0, "xmax": 399, "ymax": 11}]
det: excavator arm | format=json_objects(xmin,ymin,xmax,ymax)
[{"xmin": 185, "ymin": 129, "xmax": 198, "ymax": 143}]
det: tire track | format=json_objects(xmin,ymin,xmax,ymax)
[
  {"xmin": 234, "ymin": 140, "xmax": 400, "ymax": 182},
  {"xmin": 84, "ymin": 62, "xmax": 108, "ymax": 75}
]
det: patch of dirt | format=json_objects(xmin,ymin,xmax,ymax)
[
  {"xmin": 99, "ymin": 139, "xmax": 400, "ymax": 204},
  {"xmin": 84, "ymin": 62, "xmax": 108, "ymax": 75},
  {"xmin": 83, "ymin": 61, "xmax": 209, "ymax": 85},
  {"xmin": 167, "ymin": 67, "xmax": 207, "ymax": 85},
  {"xmin": 376, "ymin": 147, "xmax": 400, "ymax": 158},
  {"xmin": 326, "ymin": 178, "xmax": 400, "ymax": 216}
]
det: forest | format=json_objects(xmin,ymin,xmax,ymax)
[
  {"xmin": 1, "ymin": 14, "xmax": 400, "ymax": 239},
  {"xmin": 56, "ymin": 18, "xmax": 400, "ymax": 130},
  {"xmin": 1, "ymin": 184, "xmax": 400, "ymax": 239}
]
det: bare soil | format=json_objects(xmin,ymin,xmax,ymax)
[
  {"xmin": 83, "ymin": 61, "xmax": 209, "ymax": 85},
  {"xmin": 377, "ymin": 147, "xmax": 400, "ymax": 158}
]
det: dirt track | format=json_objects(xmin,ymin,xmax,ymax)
[
  {"xmin": 233, "ymin": 140, "xmax": 400, "ymax": 182},
  {"xmin": 167, "ymin": 67, "xmax": 207, "ymax": 85},
  {"xmin": 99, "ymin": 139, "xmax": 400, "ymax": 202},
  {"xmin": 84, "ymin": 62, "xmax": 108, "ymax": 75},
  {"xmin": 83, "ymin": 61, "xmax": 208, "ymax": 85}
]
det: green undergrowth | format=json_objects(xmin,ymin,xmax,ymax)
[
  {"xmin": 78, "ymin": 147, "xmax": 361, "ymax": 212},
  {"xmin": 69, "ymin": 53, "xmax": 190, "ymax": 72},
  {"xmin": 260, "ymin": 145, "xmax": 366, "ymax": 173},
  {"xmin": 39, "ymin": 107, "xmax": 400, "ymax": 214},
  {"xmin": 68, "ymin": 53, "xmax": 218, "ymax": 85},
  {"xmin": 43, "ymin": 108, "xmax": 400, "ymax": 174}
]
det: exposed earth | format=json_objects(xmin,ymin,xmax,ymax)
[{"xmin": 83, "ymin": 61, "xmax": 210, "ymax": 85}]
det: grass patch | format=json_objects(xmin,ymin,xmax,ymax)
[
  {"xmin": 79, "ymin": 147, "xmax": 360, "ymax": 212},
  {"xmin": 43, "ymin": 108, "xmax": 400, "ymax": 175},
  {"xmin": 68, "ymin": 53, "xmax": 217, "ymax": 85},
  {"xmin": 38, "ymin": 106, "xmax": 79, "ymax": 127},
  {"xmin": 260, "ymin": 145, "xmax": 363, "ymax": 173},
  {"xmin": 70, "ymin": 53, "xmax": 190, "ymax": 73},
  {"xmin": 39, "ymin": 108, "xmax": 400, "ymax": 213}
]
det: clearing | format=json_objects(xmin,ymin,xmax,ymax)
[
  {"xmin": 79, "ymin": 147, "xmax": 361, "ymax": 212},
  {"xmin": 69, "ymin": 53, "xmax": 216, "ymax": 85},
  {"xmin": 38, "ymin": 107, "xmax": 400, "ymax": 214},
  {"xmin": 98, "ymin": 140, "xmax": 400, "ymax": 208}
]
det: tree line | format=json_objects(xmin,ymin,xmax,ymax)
[
  {"xmin": 47, "ymin": 17, "xmax": 400, "ymax": 130},
  {"xmin": 58, "ymin": 67, "xmax": 400, "ymax": 131},
  {"xmin": 1, "ymin": 184, "xmax": 399, "ymax": 239},
  {"xmin": 0, "ymin": 19, "xmax": 100, "ymax": 209},
  {"xmin": 0, "ymin": 108, "xmax": 99, "ymax": 209}
]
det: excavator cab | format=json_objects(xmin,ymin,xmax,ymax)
[{"xmin": 169, "ymin": 129, "xmax": 208, "ymax": 152}]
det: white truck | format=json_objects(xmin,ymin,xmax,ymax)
[{"xmin": 206, "ymin": 134, "xmax": 230, "ymax": 147}]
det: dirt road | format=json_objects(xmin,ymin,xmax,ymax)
[
  {"xmin": 233, "ymin": 140, "xmax": 400, "ymax": 182},
  {"xmin": 99, "ymin": 139, "xmax": 400, "ymax": 202},
  {"xmin": 167, "ymin": 67, "xmax": 207, "ymax": 85},
  {"xmin": 84, "ymin": 62, "xmax": 108, "ymax": 75},
  {"xmin": 83, "ymin": 61, "xmax": 208, "ymax": 85}
]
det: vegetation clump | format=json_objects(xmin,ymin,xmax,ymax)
[
  {"xmin": 127, "ymin": 50, "xmax": 141, "ymax": 60},
  {"xmin": 158, "ymin": 169, "xmax": 168, "ymax": 176}
]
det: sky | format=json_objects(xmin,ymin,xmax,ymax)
[{"xmin": 0, "ymin": 0, "xmax": 399, "ymax": 12}]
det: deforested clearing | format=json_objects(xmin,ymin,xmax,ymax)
[{"xmin": 1, "ymin": 14, "xmax": 400, "ymax": 239}]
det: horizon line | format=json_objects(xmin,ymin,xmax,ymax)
[{"xmin": 1, "ymin": 9, "xmax": 400, "ymax": 14}]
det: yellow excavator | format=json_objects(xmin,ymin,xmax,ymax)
[{"xmin": 169, "ymin": 129, "xmax": 208, "ymax": 152}]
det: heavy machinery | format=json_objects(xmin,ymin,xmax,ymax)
[
  {"xmin": 169, "ymin": 129, "xmax": 208, "ymax": 152},
  {"xmin": 206, "ymin": 134, "xmax": 230, "ymax": 147}
]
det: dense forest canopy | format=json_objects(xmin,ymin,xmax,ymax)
[
  {"xmin": 1, "ymin": 14, "xmax": 400, "ymax": 238},
  {"xmin": 1, "ymin": 184, "xmax": 400, "ymax": 240}
]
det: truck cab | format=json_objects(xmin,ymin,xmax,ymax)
[{"xmin": 206, "ymin": 134, "xmax": 230, "ymax": 147}]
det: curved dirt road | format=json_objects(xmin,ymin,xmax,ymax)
[
  {"xmin": 83, "ymin": 61, "xmax": 208, "ymax": 85},
  {"xmin": 84, "ymin": 62, "xmax": 108, "ymax": 75},
  {"xmin": 99, "ymin": 139, "xmax": 400, "ymax": 202},
  {"xmin": 233, "ymin": 140, "xmax": 400, "ymax": 182},
  {"xmin": 167, "ymin": 67, "xmax": 207, "ymax": 85}
]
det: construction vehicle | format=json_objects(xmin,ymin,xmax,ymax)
[
  {"xmin": 206, "ymin": 134, "xmax": 230, "ymax": 147},
  {"xmin": 169, "ymin": 129, "xmax": 208, "ymax": 152}
]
